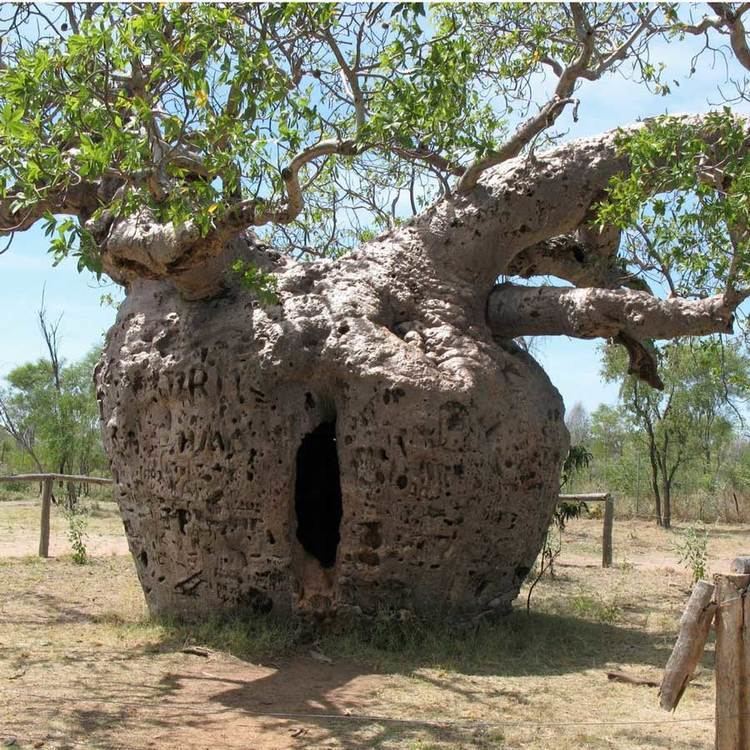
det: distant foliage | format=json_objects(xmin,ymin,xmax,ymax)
[
  {"xmin": 565, "ymin": 337, "xmax": 750, "ymax": 525},
  {"xmin": 561, "ymin": 444, "xmax": 593, "ymax": 490},
  {"xmin": 0, "ymin": 347, "xmax": 109, "ymax": 495}
]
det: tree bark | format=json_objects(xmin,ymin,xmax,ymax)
[
  {"xmin": 487, "ymin": 285, "xmax": 736, "ymax": 341},
  {"xmin": 85, "ymin": 116, "xmax": 750, "ymax": 619},
  {"xmin": 97, "ymin": 235, "xmax": 569, "ymax": 619},
  {"xmin": 662, "ymin": 475, "xmax": 672, "ymax": 529},
  {"xmin": 645, "ymin": 424, "xmax": 663, "ymax": 527}
]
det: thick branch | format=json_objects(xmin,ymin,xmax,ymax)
[
  {"xmin": 706, "ymin": 3, "xmax": 750, "ymax": 70},
  {"xmin": 503, "ymin": 228, "xmax": 663, "ymax": 387},
  {"xmin": 487, "ymin": 285, "xmax": 739, "ymax": 341},
  {"xmin": 420, "ymin": 113, "xmax": 750, "ymax": 289},
  {"xmin": 0, "ymin": 181, "xmax": 100, "ymax": 234},
  {"xmin": 457, "ymin": 96, "xmax": 581, "ymax": 193},
  {"xmin": 505, "ymin": 226, "xmax": 628, "ymax": 288},
  {"xmin": 97, "ymin": 138, "xmax": 358, "ymax": 283}
]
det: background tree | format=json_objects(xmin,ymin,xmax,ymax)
[
  {"xmin": 600, "ymin": 338, "xmax": 750, "ymax": 527},
  {"xmin": 2, "ymin": 3, "xmax": 750, "ymax": 618},
  {"xmin": 565, "ymin": 402, "xmax": 592, "ymax": 449},
  {"xmin": 586, "ymin": 405, "xmax": 634, "ymax": 498},
  {"xmin": 0, "ymin": 346, "xmax": 108, "ymax": 505}
]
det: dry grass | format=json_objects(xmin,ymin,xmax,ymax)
[{"xmin": 1, "ymin": 501, "xmax": 743, "ymax": 749}]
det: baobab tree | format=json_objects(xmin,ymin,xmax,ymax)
[{"xmin": 2, "ymin": 3, "xmax": 749, "ymax": 619}]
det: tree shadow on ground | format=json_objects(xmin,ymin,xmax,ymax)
[
  {"xmin": 3, "ymin": 548, "xmax": 692, "ymax": 750},
  {"xmin": 5, "ymin": 608, "xmax": 682, "ymax": 749},
  {"xmin": 0, "ymin": 590, "xmax": 98, "ymax": 625},
  {"xmin": 94, "ymin": 608, "xmax": 679, "ymax": 749}
]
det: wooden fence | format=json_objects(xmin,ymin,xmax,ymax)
[
  {"xmin": 558, "ymin": 492, "xmax": 614, "ymax": 568},
  {"xmin": 0, "ymin": 473, "xmax": 113, "ymax": 557},
  {"xmin": 661, "ymin": 556, "xmax": 750, "ymax": 748},
  {"xmin": 1, "ymin": 477, "xmax": 614, "ymax": 566}
]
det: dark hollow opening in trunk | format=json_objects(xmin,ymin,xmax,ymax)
[{"xmin": 294, "ymin": 420, "xmax": 342, "ymax": 569}]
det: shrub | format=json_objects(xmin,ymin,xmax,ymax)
[{"xmin": 676, "ymin": 523, "xmax": 709, "ymax": 583}]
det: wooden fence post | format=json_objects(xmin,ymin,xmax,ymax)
[
  {"xmin": 38, "ymin": 477, "xmax": 52, "ymax": 558},
  {"xmin": 714, "ymin": 559, "xmax": 750, "ymax": 750},
  {"xmin": 602, "ymin": 494, "xmax": 614, "ymax": 568},
  {"xmin": 659, "ymin": 580, "xmax": 716, "ymax": 711},
  {"xmin": 0, "ymin": 473, "xmax": 112, "ymax": 559},
  {"xmin": 558, "ymin": 492, "xmax": 613, "ymax": 568}
]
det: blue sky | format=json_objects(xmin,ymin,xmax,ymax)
[{"xmin": 1, "ymin": 31, "xmax": 748, "ymax": 416}]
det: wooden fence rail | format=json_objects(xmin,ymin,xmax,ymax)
[
  {"xmin": 558, "ymin": 492, "xmax": 614, "ymax": 568},
  {"xmin": 0, "ymin": 473, "xmax": 113, "ymax": 557}
]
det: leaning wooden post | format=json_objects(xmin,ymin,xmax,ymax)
[
  {"xmin": 38, "ymin": 477, "xmax": 52, "ymax": 558},
  {"xmin": 602, "ymin": 493, "xmax": 614, "ymax": 568},
  {"xmin": 659, "ymin": 580, "xmax": 716, "ymax": 711},
  {"xmin": 714, "ymin": 557, "xmax": 750, "ymax": 750}
]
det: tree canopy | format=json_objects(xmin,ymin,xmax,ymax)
[{"xmin": 2, "ymin": 3, "xmax": 750, "ymax": 387}]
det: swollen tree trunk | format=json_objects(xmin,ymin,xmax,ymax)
[
  {"xmin": 97, "ymin": 233, "xmax": 569, "ymax": 619},
  {"xmin": 83, "ymin": 119, "xmax": 749, "ymax": 619}
]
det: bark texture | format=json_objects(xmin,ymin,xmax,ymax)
[
  {"xmin": 97, "ymin": 233, "xmax": 567, "ymax": 619},
  {"xmin": 88, "ymin": 117, "xmax": 747, "ymax": 619}
]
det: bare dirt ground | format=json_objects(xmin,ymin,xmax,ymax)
[
  {"xmin": 0, "ymin": 500, "xmax": 128, "ymax": 558},
  {"xmin": 0, "ymin": 498, "xmax": 746, "ymax": 749}
]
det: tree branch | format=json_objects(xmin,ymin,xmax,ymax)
[
  {"xmin": 457, "ymin": 5, "xmax": 662, "ymax": 193},
  {"xmin": 422, "ymin": 113, "xmax": 750, "ymax": 290},
  {"xmin": 0, "ymin": 181, "xmax": 100, "ymax": 235},
  {"xmin": 504, "ymin": 226, "xmax": 628, "ymax": 288},
  {"xmin": 681, "ymin": 3, "xmax": 750, "ymax": 71},
  {"xmin": 389, "ymin": 144, "xmax": 465, "ymax": 178},
  {"xmin": 614, "ymin": 332, "xmax": 663, "ymax": 389},
  {"xmin": 457, "ymin": 96, "xmax": 582, "ymax": 193},
  {"xmin": 319, "ymin": 26, "xmax": 366, "ymax": 133},
  {"xmin": 274, "ymin": 138, "xmax": 359, "ymax": 222},
  {"xmin": 98, "ymin": 137, "xmax": 359, "ymax": 281},
  {"xmin": 502, "ymin": 227, "xmax": 662, "ymax": 387},
  {"xmin": 581, "ymin": 7, "xmax": 660, "ymax": 81},
  {"xmin": 487, "ymin": 284, "xmax": 740, "ymax": 342},
  {"xmin": 458, "ymin": 5, "xmax": 594, "ymax": 192}
]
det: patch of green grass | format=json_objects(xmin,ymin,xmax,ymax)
[
  {"xmin": 95, "ymin": 603, "xmax": 639, "ymax": 678},
  {"xmin": 143, "ymin": 611, "xmax": 304, "ymax": 660},
  {"xmin": 317, "ymin": 605, "xmax": 641, "ymax": 676},
  {"xmin": 569, "ymin": 594, "xmax": 621, "ymax": 624}
]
